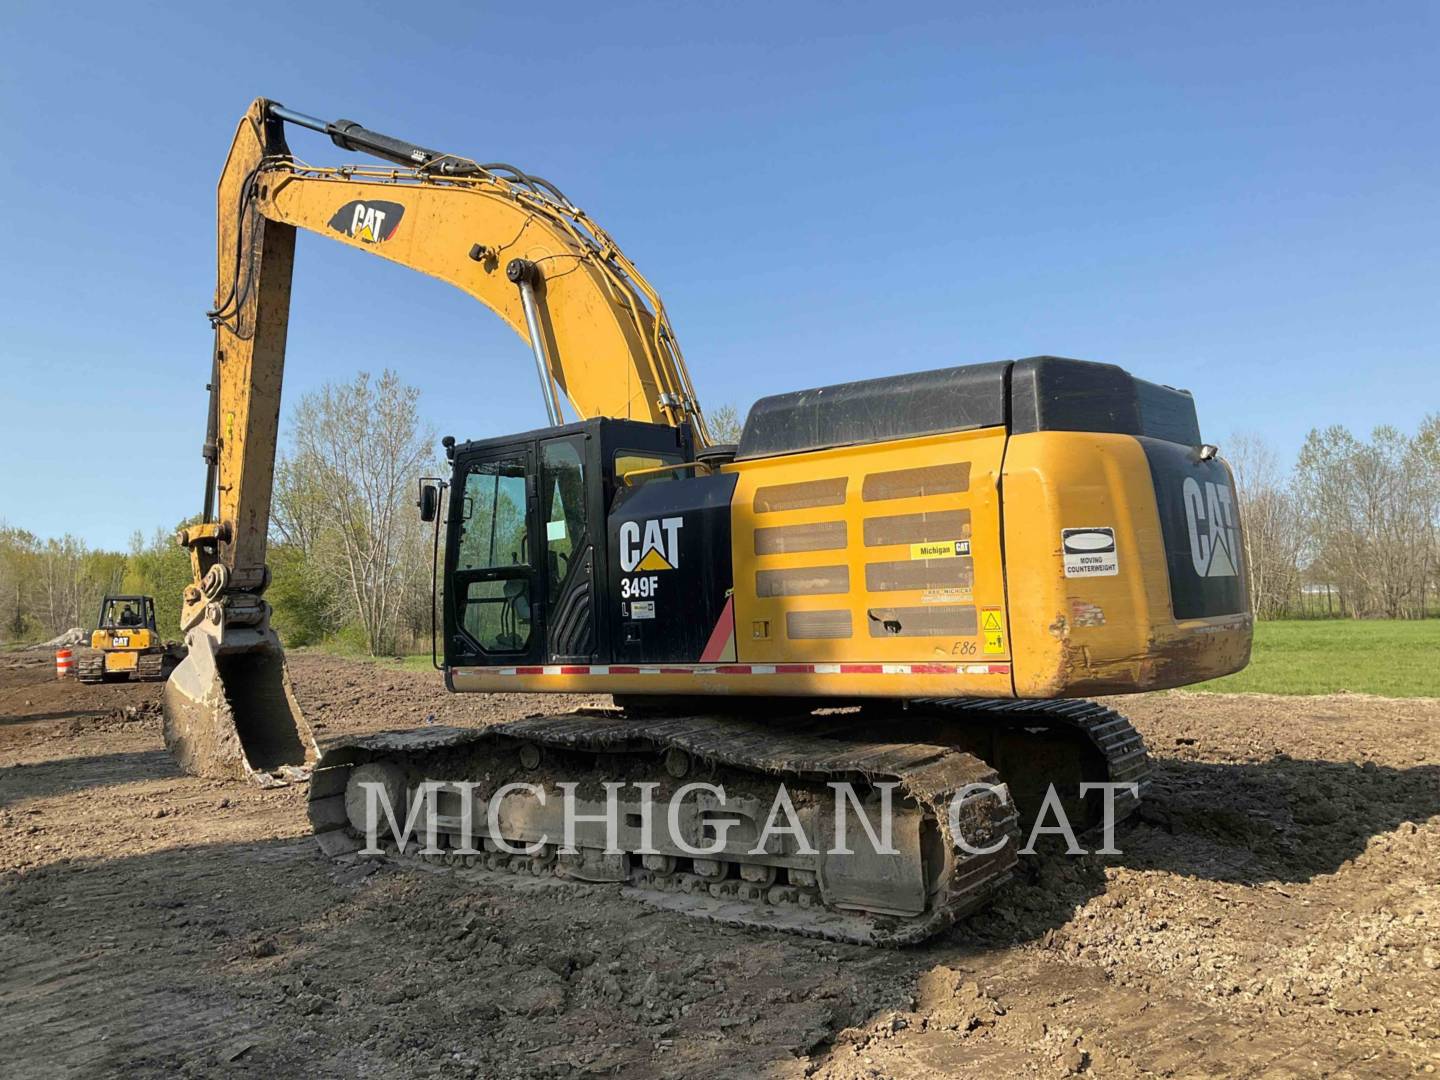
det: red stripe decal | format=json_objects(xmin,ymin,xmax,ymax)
[
  {"xmin": 515, "ymin": 666, "xmax": 544, "ymax": 675},
  {"xmin": 775, "ymin": 664, "xmax": 812, "ymax": 674},
  {"xmin": 988, "ymin": 664, "xmax": 1011, "ymax": 674},
  {"xmin": 842, "ymin": 664, "xmax": 884, "ymax": 674},
  {"xmin": 559, "ymin": 666, "xmax": 589, "ymax": 675},
  {"xmin": 910, "ymin": 663, "xmax": 958, "ymax": 674},
  {"xmin": 609, "ymin": 666, "xmax": 640, "ymax": 674},
  {"xmin": 713, "ymin": 665, "xmax": 752, "ymax": 675}
]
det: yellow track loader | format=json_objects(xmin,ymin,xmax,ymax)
[{"xmin": 77, "ymin": 595, "xmax": 177, "ymax": 683}]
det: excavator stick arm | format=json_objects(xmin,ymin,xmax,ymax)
[{"xmin": 165, "ymin": 97, "xmax": 707, "ymax": 783}]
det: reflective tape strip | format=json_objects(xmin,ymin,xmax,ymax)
[{"xmin": 484, "ymin": 662, "xmax": 1009, "ymax": 677}]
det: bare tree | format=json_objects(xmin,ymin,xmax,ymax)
[
  {"xmin": 275, "ymin": 371, "xmax": 437, "ymax": 654},
  {"xmin": 36, "ymin": 535, "xmax": 90, "ymax": 635},
  {"xmin": 1294, "ymin": 420, "xmax": 1439, "ymax": 618},
  {"xmin": 0, "ymin": 523, "xmax": 37, "ymax": 641},
  {"xmin": 706, "ymin": 403, "xmax": 744, "ymax": 444},
  {"xmin": 271, "ymin": 454, "xmax": 329, "ymax": 556},
  {"xmin": 1226, "ymin": 432, "xmax": 1303, "ymax": 618},
  {"xmin": 1416, "ymin": 414, "xmax": 1440, "ymax": 614}
]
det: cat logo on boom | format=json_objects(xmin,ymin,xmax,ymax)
[
  {"xmin": 619, "ymin": 517, "xmax": 683, "ymax": 572},
  {"xmin": 1182, "ymin": 477, "xmax": 1240, "ymax": 578},
  {"xmin": 327, "ymin": 200, "xmax": 406, "ymax": 244}
]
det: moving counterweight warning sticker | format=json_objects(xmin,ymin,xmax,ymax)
[{"xmin": 1062, "ymin": 527, "xmax": 1119, "ymax": 578}]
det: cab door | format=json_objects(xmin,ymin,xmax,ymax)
[
  {"xmin": 539, "ymin": 434, "xmax": 598, "ymax": 662},
  {"xmin": 447, "ymin": 446, "xmax": 541, "ymax": 666}
]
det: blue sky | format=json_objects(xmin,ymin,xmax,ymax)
[{"xmin": 2, "ymin": 1, "xmax": 1436, "ymax": 549}]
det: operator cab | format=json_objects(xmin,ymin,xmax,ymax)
[
  {"xmin": 98, "ymin": 595, "xmax": 158, "ymax": 633},
  {"xmin": 430, "ymin": 418, "xmax": 708, "ymax": 673}
]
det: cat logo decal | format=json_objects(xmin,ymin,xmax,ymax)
[{"xmin": 327, "ymin": 200, "xmax": 405, "ymax": 244}]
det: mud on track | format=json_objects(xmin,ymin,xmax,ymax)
[{"xmin": 1, "ymin": 650, "xmax": 1437, "ymax": 1078}]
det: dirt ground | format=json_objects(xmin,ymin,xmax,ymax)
[{"xmin": 1, "ymin": 651, "xmax": 1436, "ymax": 1079}]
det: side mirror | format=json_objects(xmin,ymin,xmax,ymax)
[{"xmin": 418, "ymin": 481, "xmax": 441, "ymax": 523}]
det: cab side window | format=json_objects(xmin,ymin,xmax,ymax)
[
  {"xmin": 614, "ymin": 450, "xmax": 682, "ymax": 487},
  {"xmin": 457, "ymin": 458, "xmax": 529, "ymax": 571},
  {"xmin": 542, "ymin": 440, "xmax": 586, "ymax": 596}
]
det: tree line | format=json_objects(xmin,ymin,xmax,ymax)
[
  {"xmin": 1229, "ymin": 417, "xmax": 1440, "ymax": 619},
  {"xmin": 0, "ymin": 524, "xmax": 191, "ymax": 643}
]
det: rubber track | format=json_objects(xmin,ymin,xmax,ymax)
[{"xmin": 307, "ymin": 712, "xmax": 1022, "ymax": 946}]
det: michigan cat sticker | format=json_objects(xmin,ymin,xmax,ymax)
[
  {"xmin": 909, "ymin": 539, "xmax": 970, "ymax": 560},
  {"xmin": 327, "ymin": 200, "xmax": 405, "ymax": 244},
  {"xmin": 1061, "ymin": 527, "xmax": 1119, "ymax": 577}
]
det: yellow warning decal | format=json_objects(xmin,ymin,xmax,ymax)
[
  {"xmin": 909, "ymin": 539, "xmax": 971, "ymax": 560},
  {"xmin": 981, "ymin": 607, "xmax": 1006, "ymax": 654}
]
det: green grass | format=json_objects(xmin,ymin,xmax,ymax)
[
  {"xmin": 383, "ymin": 654, "xmax": 437, "ymax": 673},
  {"xmin": 286, "ymin": 645, "xmax": 436, "ymax": 673},
  {"xmin": 1189, "ymin": 619, "xmax": 1440, "ymax": 698}
]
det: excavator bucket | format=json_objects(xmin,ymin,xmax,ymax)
[{"xmin": 163, "ymin": 622, "xmax": 318, "ymax": 786}]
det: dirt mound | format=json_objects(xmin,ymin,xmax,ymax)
[{"xmin": 26, "ymin": 627, "xmax": 87, "ymax": 650}]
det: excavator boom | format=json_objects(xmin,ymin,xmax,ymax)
[{"xmin": 164, "ymin": 99, "xmax": 707, "ymax": 781}]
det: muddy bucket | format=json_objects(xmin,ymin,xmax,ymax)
[{"xmin": 163, "ymin": 623, "xmax": 318, "ymax": 785}]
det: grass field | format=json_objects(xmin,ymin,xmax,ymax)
[
  {"xmin": 387, "ymin": 653, "xmax": 437, "ymax": 674},
  {"xmin": 1189, "ymin": 619, "xmax": 1440, "ymax": 698},
  {"xmin": 290, "ymin": 648, "xmax": 436, "ymax": 674},
  {"xmin": 358, "ymin": 619, "xmax": 1439, "ymax": 698}
]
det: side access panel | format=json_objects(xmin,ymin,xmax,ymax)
[
  {"xmin": 725, "ymin": 427, "xmax": 1013, "ymax": 697},
  {"xmin": 606, "ymin": 472, "xmax": 739, "ymax": 664}
]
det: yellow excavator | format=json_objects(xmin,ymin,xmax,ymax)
[{"xmin": 164, "ymin": 98, "xmax": 1252, "ymax": 942}]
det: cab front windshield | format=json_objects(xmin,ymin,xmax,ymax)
[{"xmin": 101, "ymin": 599, "xmax": 148, "ymax": 630}]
